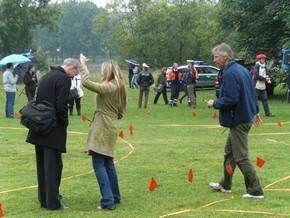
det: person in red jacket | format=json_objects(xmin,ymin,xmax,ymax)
[{"xmin": 168, "ymin": 63, "xmax": 182, "ymax": 106}]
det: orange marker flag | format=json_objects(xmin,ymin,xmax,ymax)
[
  {"xmin": 118, "ymin": 131, "xmax": 124, "ymax": 138},
  {"xmin": 14, "ymin": 112, "xmax": 19, "ymax": 119},
  {"xmin": 256, "ymin": 157, "xmax": 265, "ymax": 168},
  {"xmin": 188, "ymin": 169, "xmax": 194, "ymax": 183},
  {"xmin": 129, "ymin": 124, "xmax": 134, "ymax": 136},
  {"xmin": 82, "ymin": 115, "xmax": 87, "ymax": 121},
  {"xmin": 226, "ymin": 163, "xmax": 233, "ymax": 175},
  {"xmin": 82, "ymin": 115, "xmax": 91, "ymax": 122},
  {"xmin": 0, "ymin": 203, "xmax": 4, "ymax": 217},
  {"xmin": 212, "ymin": 113, "xmax": 218, "ymax": 119},
  {"xmin": 148, "ymin": 177, "xmax": 158, "ymax": 192},
  {"xmin": 278, "ymin": 121, "xmax": 282, "ymax": 127},
  {"xmin": 147, "ymin": 111, "xmax": 151, "ymax": 115},
  {"xmin": 192, "ymin": 112, "xmax": 196, "ymax": 117}
]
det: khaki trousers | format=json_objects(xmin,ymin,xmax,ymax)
[
  {"xmin": 138, "ymin": 86, "xmax": 150, "ymax": 108},
  {"xmin": 187, "ymin": 83, "xmax": 196, "ymax": 108},
  {"xmin": 219, "ymin": 122, "xmax": 264, "ymax": 196}
]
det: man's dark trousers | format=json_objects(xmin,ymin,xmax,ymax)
[{"xmin": 35, "ymin": 145, "xmax": 63, "ymax": 210}]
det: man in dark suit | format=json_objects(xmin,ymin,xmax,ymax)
[{"xmin": 26, "ymin": 58, "xmax": 80, "ymax": 210}]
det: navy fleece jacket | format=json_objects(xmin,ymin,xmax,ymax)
[{"xmin": 213, "ymin": 62, "xmax": 259, "ymax": 128}]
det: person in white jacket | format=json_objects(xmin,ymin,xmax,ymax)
[
  {"xmin": 68, "ymin": 73, "xmax": 84, "ymax": 116},
  {"xmin": 2, "ymin": 63, "xmax": 18, "ymax": 118},
  {"xmin": 252, "ymin": 54, "xmax": 275, "ymax": 117}
]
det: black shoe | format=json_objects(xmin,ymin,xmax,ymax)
[{"xmin": 266, "ymin": 114, "xmax": 275, "ymax": 117}]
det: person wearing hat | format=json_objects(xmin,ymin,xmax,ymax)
[
  {"xmin": 252, "ymin": 54, "xmax": 275, "ymax": 117},
  {"xmin": 184, "ymin": 60, "xmax": 199, "ymax": 108},
  {"xmin": 137, "ymin": 63, "xmax": 154, "ymax": 108}
]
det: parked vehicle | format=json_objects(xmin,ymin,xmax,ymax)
[{"xmin": 166, "ymin": 64, "xmax": 219, "ymax": 88}]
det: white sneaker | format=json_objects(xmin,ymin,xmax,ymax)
[
  {"xmin": 209, "ymin": 182, "xmax": 232, "ymax": 193},
  {"xmin": 242, "ymin": 193, "xmax": 264, "ymax": 199}
]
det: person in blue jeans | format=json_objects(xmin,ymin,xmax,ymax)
[
  {"xmin": 79, "ymin": 54, "xmax": 127, "ymax": 210},
  {"xmin": 2, "ymin": 63, "xmax": 18, "ymax": 118}
]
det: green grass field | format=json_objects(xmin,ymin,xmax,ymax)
[{"xmin": 1, "ymin": 72, "xmax": 290, "ymax": 218}]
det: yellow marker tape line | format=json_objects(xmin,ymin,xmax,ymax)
[
  {"xmin": 207, "ymin": 209, "xmax": 290, "ymax": 216},
  {"xmin": 266, "ymin": 188, "xmax": 290, "ymax": 192},
  {"xmin": 115, "ymin": 138, "xmax": 135, "ymax": 164},
  {"xmin": 160, "ymin": 124, "xmax": 221, "ymax": 128},
  {"xmin": 250, "ymin": 132, "xmax": 290, "ymax": 136},
  {"xmin": 159, "ymin": 197, "xmax": 231, "ymax": 218},
  {"xmin": 0, "ymin": 135, "xmax": 135, "ymax": 195},
  {"xmin": 264, "ymin": 175, "xmax": 290, "ymax": 189},
  {"xmin": 266, "ymin": 139, "xmax": 290, "ymax": 146}
]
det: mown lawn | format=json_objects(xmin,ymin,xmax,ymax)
[{"xmin": 1, "ymin": 72, "xmax": 290, "ymax": 218}]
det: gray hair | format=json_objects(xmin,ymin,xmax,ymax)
[
  {"xmin": 212, "ymin": 43, "xmax": 235, "ymax": 61},
  {"xmin": 62, "ymin": 58, "xmax": 81, "ymax": 68}
]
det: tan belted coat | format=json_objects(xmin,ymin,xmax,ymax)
[{"xmin": 79, "ymin": 65, "xmax": 120, "ymax": 157}]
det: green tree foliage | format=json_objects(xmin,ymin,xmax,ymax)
[
  {"xmin": 0, "ymin": 0, "xmax": 62, "ymax": 56},
  {"xmin": 219, "ymin": 0, "xmax": 290, "ymax": 60},
  {"xmin": 33, "ymin": 1, "xmax": 102, "ymax": 62},
  {"xmin": 93, "ymin": 0, "xmax": 223, "ymax": 68}
]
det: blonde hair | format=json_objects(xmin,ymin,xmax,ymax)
[{"xmin": 101, "ymin": 61, "xmax": 127, "ymax": 115}]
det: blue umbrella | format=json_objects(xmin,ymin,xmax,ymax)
[
  {"xmin": 125, "ymin": 59, "xmax": 139, "ymax": 66},
  {"xmin": 0, "ymin": 54, "xmax": 31, "ymax": 66}
]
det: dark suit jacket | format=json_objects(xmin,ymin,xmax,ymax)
[{"xmin": 26, "ymin": 67, "xmax": 71, "ymax": 152}]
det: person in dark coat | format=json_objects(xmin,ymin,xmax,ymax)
[
  {"xmin": 137, "ymin": 63, "xmax": 154, "ymax": 108},
  {"xmin": 26, "ymin": 58, "xmax": 80, "ymax": 210},
  {"xmin": 23, "ymin": 65, "xmax": 38, "ymax": 102},
  {"xmin": 153, "ymin": 67, "xmax": 168, "ymax": 104},
  {"xmin": 207, "ymin": 43, "xmax": 264, "ymax": 199}
]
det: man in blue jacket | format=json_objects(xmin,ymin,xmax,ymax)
[{"xmin": 207, "ymin": 43, "xmax": 264, "ymax": 199}]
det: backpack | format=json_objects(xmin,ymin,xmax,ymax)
[{"xmin": 19, "ymin": 100, "xmax": 56, "ymax": 135}]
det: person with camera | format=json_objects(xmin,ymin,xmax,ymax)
[
  {"xmin": 252, "ymin": 54, "xmax": 275, "ymax": 117},
  {"xmin": 24, "ymin": 65, "xmax": 38, "ymax": 102},
  {"xmin": 153, "ymin": 67, "xmax": 168, "ymax": 105}
]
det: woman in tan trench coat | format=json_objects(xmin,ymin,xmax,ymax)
[{"xmin": 78, "ymin": 54, "xmax": 127, "ymax": 210}]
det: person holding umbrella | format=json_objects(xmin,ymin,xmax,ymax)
[
  {"xmin": 125, "ymin": 59, "xmax": 139, "ymax": 89},
  {"xmin": 23, "ymin": 65, "xmax": 38, "ymax": 102},
  {"xmin": 2, "ymin": 63, "xmax": 18, "ymax": 118}
]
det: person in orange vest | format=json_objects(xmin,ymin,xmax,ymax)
[{"xmin": 168, "ymin": 63, "xmax": 182, "ymax": 106}]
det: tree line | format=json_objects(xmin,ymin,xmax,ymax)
[{"xmin": 0, "ymin": 0, "xmax": 289, "ymax": 70}]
